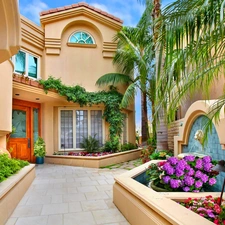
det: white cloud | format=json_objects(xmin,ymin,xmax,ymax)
[
  {"xmin": 90, "ymin": 0, "xmax": 145, "ymax": 26},
  {"xmin": 20, "ymin": 0, "xmax": 48, "ymax": 24}
]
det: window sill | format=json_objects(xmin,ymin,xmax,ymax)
[{"xmin": 67, "ymin": 43, "xmax": 97, "ymax": 48}]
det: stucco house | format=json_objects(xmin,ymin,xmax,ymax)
[{"xmin": 0, "ymin": 1, "xmax": 135, "ymax": 163}]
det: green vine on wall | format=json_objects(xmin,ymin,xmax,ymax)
[{"xmin": 39, "ymin": 77, "xmax": 124, "ymax": 150}]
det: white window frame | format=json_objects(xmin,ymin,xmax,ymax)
[
  {"xmin": 12, "ymin": 49, "xmax": 40, "ymax": 80},
  {"xmin": 58, "ymin": 107, "xmax": 105, "ymax": 151},
  {"xmin": 68, "ymin": 30, "xmax": 95, "ymax": 44}
]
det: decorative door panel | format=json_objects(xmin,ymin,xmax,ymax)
[{"xmin": 8, "ymin": 105, "xmax": 31, "ymax": 162}]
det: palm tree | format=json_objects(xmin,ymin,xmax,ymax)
[
  {"xmin": 96, "ymin": 3, "xmax": 156, "ymax": 144},
  {"xmin": 156, "ymin": 0, "xmax": 225, "ymax": 125}
]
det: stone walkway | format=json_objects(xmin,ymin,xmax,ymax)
[{"xmin": 5, "ymin": 160, "xmax": 140, "ymax": 225}]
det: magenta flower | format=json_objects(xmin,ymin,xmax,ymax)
[
  {"xmin": 162, "ymin": 176, "xmax": 170, "ymax": 184},
  {"xmin": 184, "ymin": 155, "xmax": 195, "ymax": 161},
  {"xmin": 195, "ymin": 159, "xmax": 203, "ymax": 169},
  {"xmin": 176, "ymin": 169, "xmax": 184, "ymax": 177},
  {"xmin": 170, "ymin": 179, "xmax": 180, "ymax": 189},
  {"xmin": 183, "ymin": 186, "xmax": 190, "ymax": 192},
  {"xmin": 184, "ymin": 176, "xmax": 195, "ymax": 186},
  {"xmin": 167, "ymin": 157, "xmax": 178, "ymax": 165},
  {"xmin": 187, "ymin": 168, "xmax": 195, "ymax": 176},
  {"xmin": 209, "ymin": 178, "xmax": 216, "ymax": 186},
  {"xmin": 195, "ymin": 180, "xmax": 203, "ymax": 189},
  {"xmin": 202, "ymin": 156, "xmax": 212, "ymax": 163}
]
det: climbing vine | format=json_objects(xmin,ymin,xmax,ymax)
[{"xmin": 39, "ymin": 77, "xmax": 124, "ymax": 151}]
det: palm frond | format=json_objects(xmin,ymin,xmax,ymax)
[{"xmin": 96, "ymin": 73, "xmax": 133, "ymax": 87}]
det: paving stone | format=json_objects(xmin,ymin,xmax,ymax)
[
  {"xmin": 15, "ymin": 216, "xmax": 48, "ymax": 225},
  {"xmin": 81, "ymin": 200, "xmax": 108, "ymax": 211},
  {"xmin": 41, "ymin": 203, "xmax": 68, "ymax": 215},
  {"xmin": 47, "ymin": 215, "xmax": 63, "ymax": 225},
  {"xmin": 64, "ymin": 212, "xmax": 96, "ymax": 225},
  {"xmin": 11, "ymin": 204, "xmax": 43, "ymax": 217}
]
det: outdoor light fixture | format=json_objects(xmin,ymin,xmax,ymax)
[{"xmin": 212, "ymin": 160, "xmax": 225, "ymax": 205}]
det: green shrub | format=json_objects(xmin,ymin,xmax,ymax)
[
  {"xmin": 149, "ymin": 150, "xmax": 173, "ymax": 160},
  {"xmin": 80, "ymin": 135, "xmax": 100, "ymax": 153},
  {"xmin": 120, "ymin": 142, "xmax": 137, "ymax": 152},
  {"xmin": 0, "ymin": 154, "xmax": 29, "ymax": 182},
  {"xmin": 34, "ymin": 137, "xmax": 46, "ymax": 157},
  {"xmin": 103, "ymin": 136, "xmax": 120, "ymax": 153}
]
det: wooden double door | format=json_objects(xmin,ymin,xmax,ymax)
[{"xmin": 8, "ymin": 100, "xmax": 41, "ymax": 163}]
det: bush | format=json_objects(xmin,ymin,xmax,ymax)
[
  {"xmin": 149, "ymin": 150, "xmax": 173, "ymax": 160},
  {"xmin": 140, "ymin": 146, "xmax": 155, "ymax": 163},
  {"xmin": 120, "ymin": 142, "xmax": 137, "ymax": 152},
  {"xmin": 0, "ymin": 154, "xmax": 29, "ymax": 182},
  {"xmin": 80, "ymin": 135, "xmax": 100, "ymax": 153},
  {"xmin": 103, "ymin": 136, "xmax": 120, "ymax": 153}
]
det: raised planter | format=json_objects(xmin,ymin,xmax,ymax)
[
  {"xmin": 113, "ymin": 160, "xmax": 220, "ymax": 225},
  {"xmin": 0, "ymin": 164, "xmax": 35, "ymax": 225},
  {"xmin": 45, "ymin": 149, "xmax": 141, "ymax": 168}
]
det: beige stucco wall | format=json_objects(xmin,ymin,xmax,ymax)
[
  {"xmin": 0, "ymin": 60, "xmax": 13, "ymax": 140},
  {"xmin": 180, "ymin": 75, "xmax": 225, "ymax": 118},
  {"xmin": 42, "ymin": 15, "xmax": 120, "ymax": 92},
  {"xmin": 9, "ymin": 6, "xmax": 135, "ymax": 154}
]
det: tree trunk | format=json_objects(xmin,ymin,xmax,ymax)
[
  {"xmin": 153, "ymin": 0, "xmax": 168, "ymax": 150},
  {"xmin": 141, "ymin": 91, "xmax": 149, "ymax": 144}
]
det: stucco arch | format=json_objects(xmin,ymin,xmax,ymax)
[
  {"xmin": 61, "ymin": 20, "xmax": 103, "ymax": 44},
  {"xmin": 174, "ymin": 100, "xmax": 225, "ymax": 155}
]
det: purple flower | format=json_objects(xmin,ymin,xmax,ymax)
[
  {"xmin": 185, "ymin": 164, "xmax": 191, "ymax": 170},
  {"xmin": 163, "ymin": 163, "xmax": 175, "ymax": 175},
  {"xmin": 184, "ymin": 176, "xmax": 195, "ymax": 186},
  {"xmin": 183, "ymin": 186, "xmax": 190, "ymax": 192},
  {"xmin": 195, "ymin": 159, "xmax": 203, "ymax": 169},
  {"xmin": 162, "ymin": 176, "xmax": 170, "ymax": 184},
  {"xmin": 202, "ymin": 156, "xmax": 211, "ymax": 163},
  {"xmin": 203, "ymin": 163, "xmax": 212, "ymax": 172},
  {"xmin": 187, "ymin": 168, "xmax": 195, "ymax": 176},
  {"xmin": 170, "ymin": 179, "xmax": 180, "ymax": 189},
  {"xmin": 195, "ymin": 180, "xmax": 203, "ymax": 189},
  {"xmin": 177, "ymin": 160, "xmax": 187, "ymax": 170},
  {"xmin": 184, "ymin": 155, "xmax": 195, "ymax": 162},
  {"xmin": 201, "ymin": 174, "xmax": 209, "ymax": 183},
  {"xmin": 207, "ymin": 212, "xmax": 215, "ymax": 218},
  {"xmin": 176, "ymin": 169, "xmax": 184, "ymax": 177},
  {"xmin": 209, "ymin": 178, "xmax": 216, "ymax": 186},
  {"xmin": 195, "ymin": 170, "xmax": 203, "ymax": 179},
  {"xmin": 167, "ymin": 157, "xmax": 178, "ymax": 165}
]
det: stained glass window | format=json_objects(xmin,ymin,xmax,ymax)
[{"xmin": 69, "ymin": 31, "xmax": 94, "ymax": 44}]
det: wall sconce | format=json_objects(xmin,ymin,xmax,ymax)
[{"xmin": 212, "ymin": 160, "xmax": 225, "ymax": 205}]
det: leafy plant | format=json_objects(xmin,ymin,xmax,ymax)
[
  {"xmin": 39, "ymin": 77, "xmax": 124, "ymax": 151},
  {"xmin": 149, "ymin": 150, "xmax": 172, "ymax": 160},
  {"xmin": 80, "ymin": 135, "xmax": 100, "ymax": 153},
  {"xmin": 180, "ymin": 196, "xmax": 225, "ymax": 224},
  {"xmin": 120, "ymin": 142, "xmax": 137, "ymax": 152},
  {"xmin": 103, "ymin": 136, "xmax": 120, "ymax": 152},
  {"xmin": 34, "ymin": 137, "xmax": 46, "ymax": 157},
  {"xmin": 0, "ymin": 154, "xmax": 29, "ymax": 182},
  {"xmin": 146, "ymin": 155, "xmax": 219, "ymax": 192},
  {"xmin": 140, "ymin": 146, "xmax": 155, "ymax": 163}
]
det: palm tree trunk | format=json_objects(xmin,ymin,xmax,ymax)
[
  {"xmin": 153, "ymin": 0, "xmax": 168, "ymax": 150},
  {"xmin": 141, "ymin": 91, "xmax": 149, "ymax": 144}
]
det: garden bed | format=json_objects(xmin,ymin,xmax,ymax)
[
  {"xmin": 113, "ymin": 160, "xmax": 220, "ymax": 225},
  {"xmin": 45, "ymin": 149, "xmax": 141, "ymax": 168},
  {"xmin": 0, "ymin": 164, "xmax": 35, "ymax": 225}
]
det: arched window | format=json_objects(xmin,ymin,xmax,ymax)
[{"xmin": 69, "ymin": 31, "xmax": 95, "ymax": 44}]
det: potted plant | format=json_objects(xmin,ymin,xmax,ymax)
[
  {"xmin": 34, "ymin": 137, "xmax": 46, "ymax": 164},
  {"xmin": 146, "ymin": 155, "xmax": 219, "ymax": 192}
]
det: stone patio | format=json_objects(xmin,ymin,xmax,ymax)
[{"xmin": 5, "ymin": 161, "xmax": 140, "ymax": 225}]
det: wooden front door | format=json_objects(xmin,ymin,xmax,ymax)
[{"xmin": 9, "ymin": 105, "xmax": 31, "ymax": 161}]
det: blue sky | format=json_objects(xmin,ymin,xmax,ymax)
[{"xmin": 18, "ymin": 0, "xmax": 173, "ymax": 131}]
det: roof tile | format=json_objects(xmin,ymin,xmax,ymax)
[{"xmin": 40, "ymin": 1, "xmax": 123, "ymax": 23}]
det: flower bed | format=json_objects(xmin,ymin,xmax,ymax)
[
  {"xmin": 113, "ymin": 160, "xmax": 220, "ymax": 225},
  {"xmin": 46, "ymin": 149, "xmax": 141, "ymax": 168},
  {"xmin": 67, "ymin": 151, "xmax": 113, "ymax": 157},
  {"xmin": 0, "ymin": 164, "xmax": 35, "ymax": 224},
  {"xmin": 147, "ymin": 155, "xmax": 218, "ymax": 192},
  {"xmin": 179, "ymin": 195, "xmax": 225, "ymax": 224}
]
